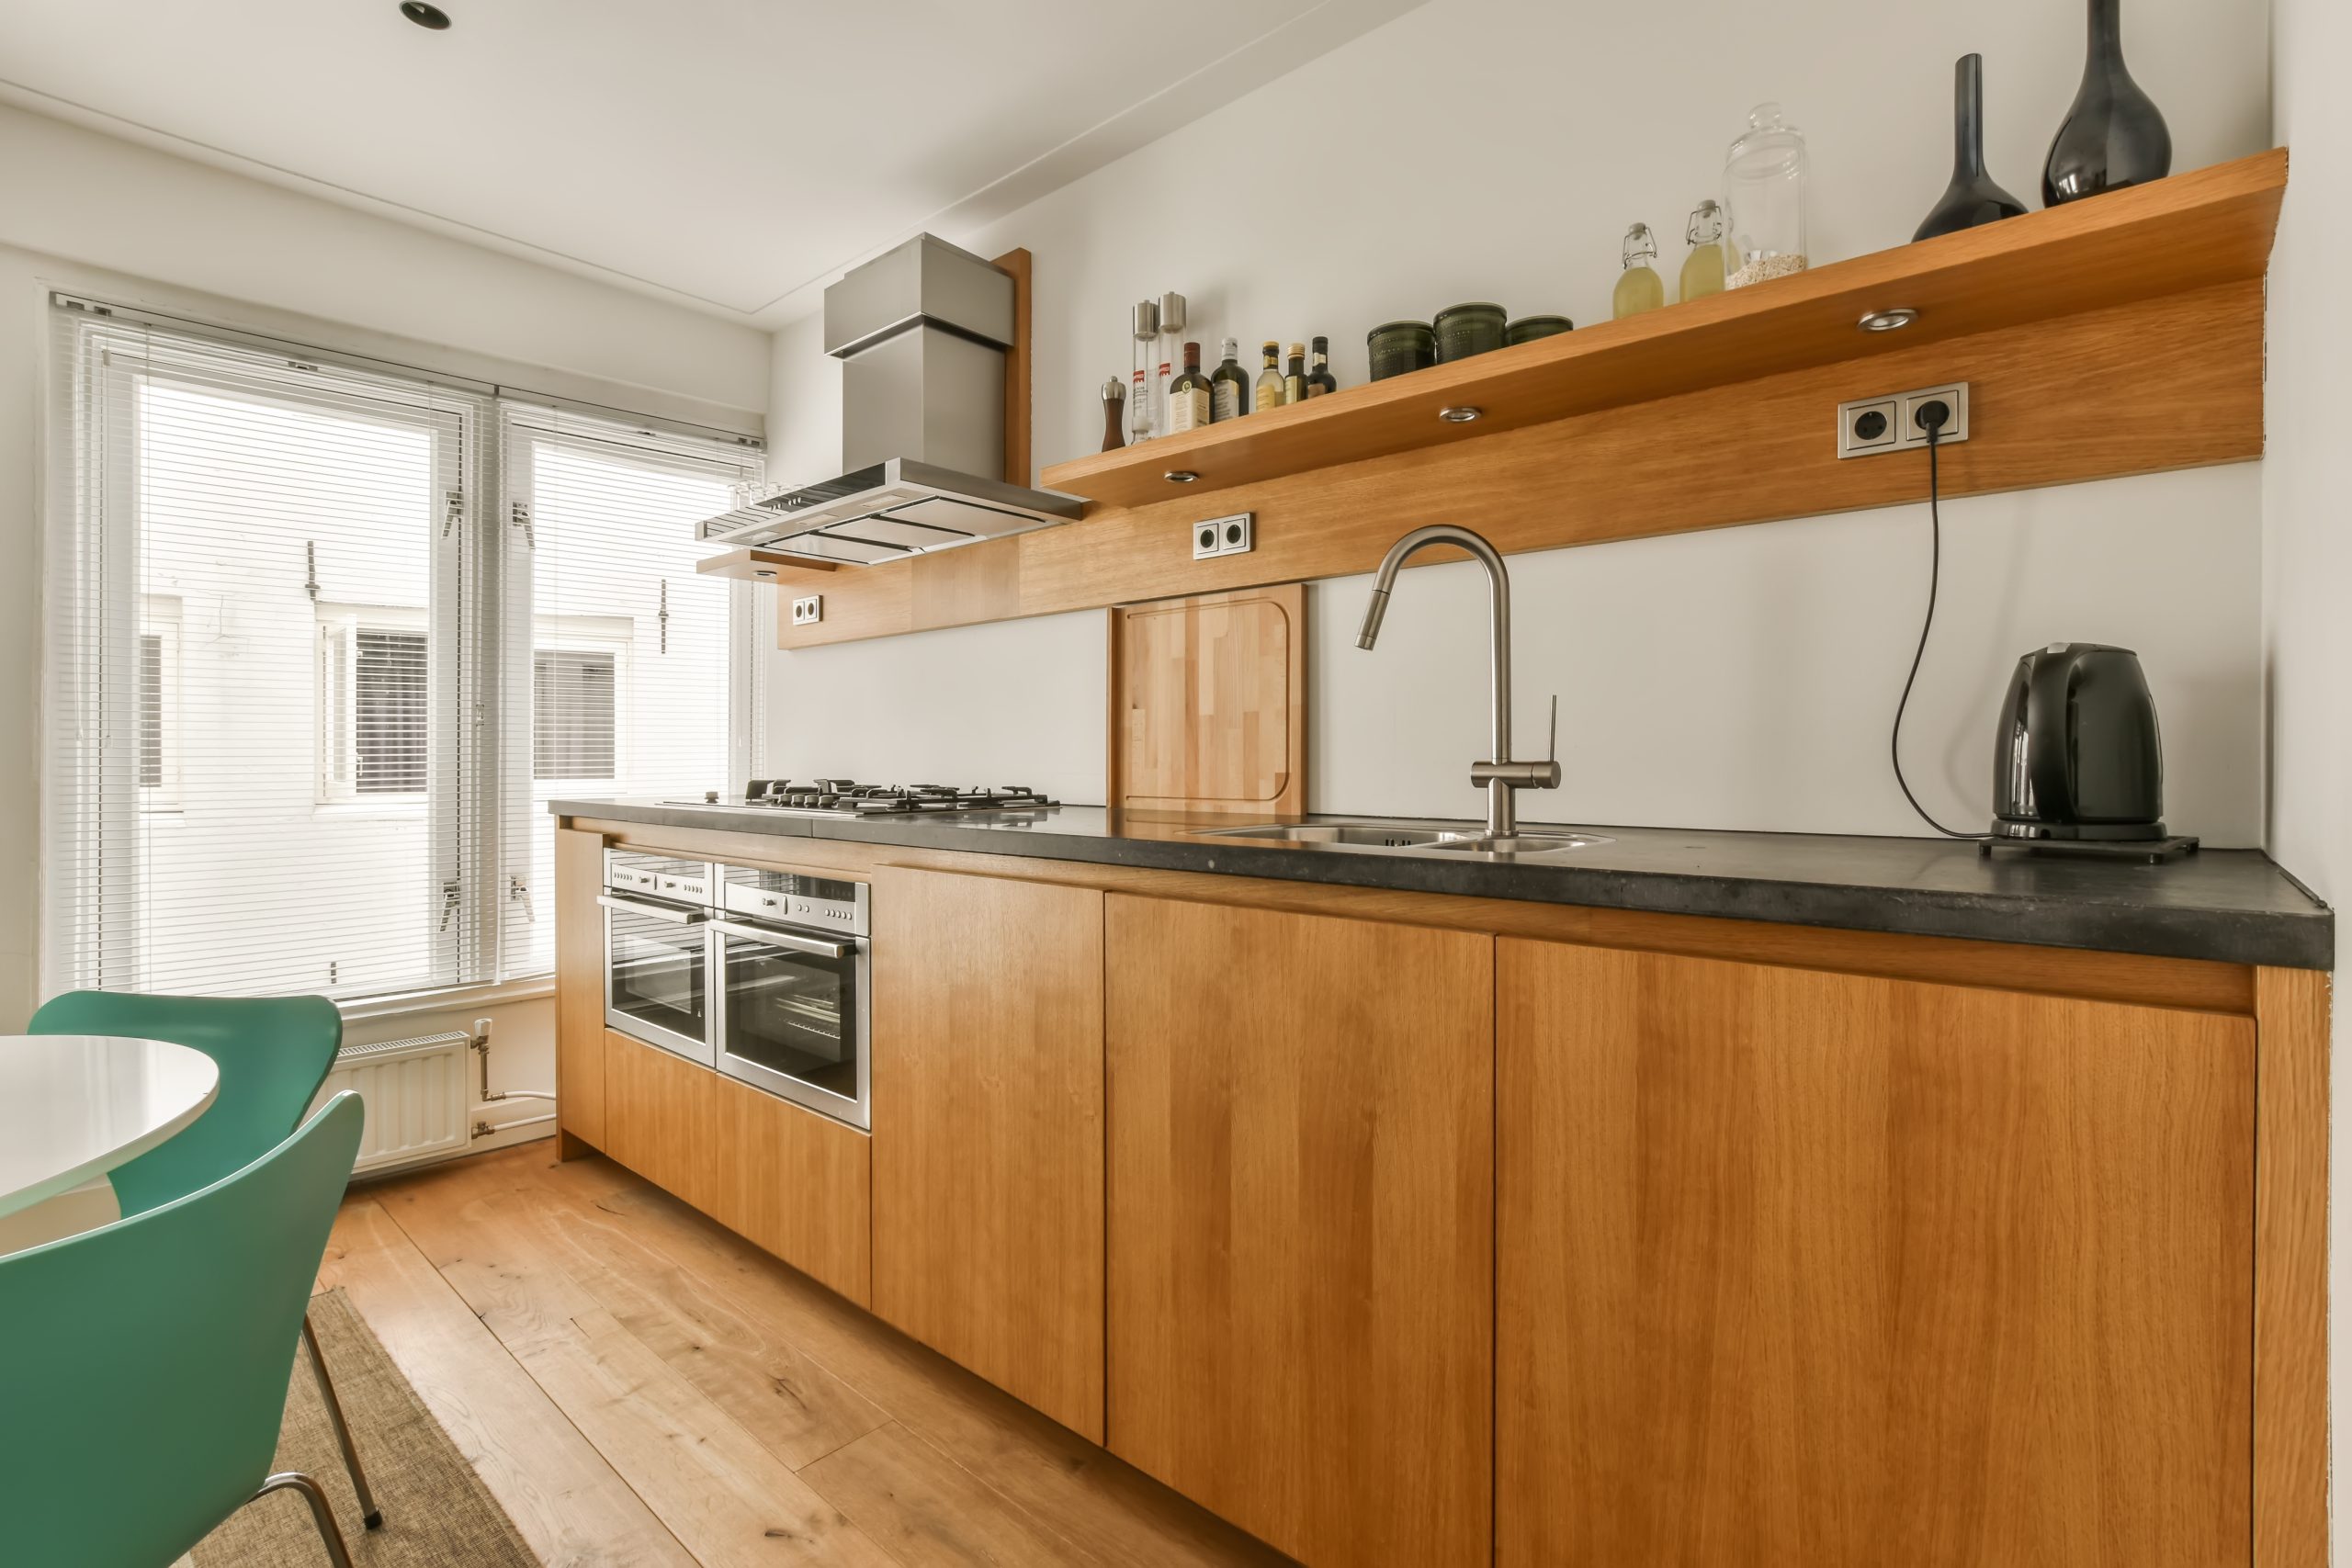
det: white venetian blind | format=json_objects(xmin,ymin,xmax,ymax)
[
  {"xmin": 43, "ymin": 302, "xmax": 487, "ymax": 1000},
  {"xmin": 43, "ymin": 299, "xmax": 763, "ymax": 1003},
  {"xmin": 496, "ymin": 403, "xmax": 763, "ymax": 980}
]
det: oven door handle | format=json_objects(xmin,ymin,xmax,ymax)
[
  {"xmin": 598, "ymin": 894, "xmax": 708, "ymax": 925},
  {"xmin": 710, "ymin": 919, "xmax": 852, "ymax": 959}
]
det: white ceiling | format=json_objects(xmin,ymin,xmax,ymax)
[{"xmin": 0, "ymin": 0, "xmax": 1426, "ymax": 327}]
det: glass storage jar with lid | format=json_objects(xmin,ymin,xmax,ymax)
[{"xmin": 1724, "ymin": 103, "xmax": 1809, "ymax": 288}]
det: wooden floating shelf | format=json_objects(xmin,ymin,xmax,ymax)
[
  {"xmin": 697, "ymin": 546, "xmax": 835, "ymax": 580},
  {"xmin": 769, "ymin": 149, "xmax": 2285, "ymax": 650},
  {"xmin": 1041, "ymin": 149, "xmax": 2286, "ymax": 510}
]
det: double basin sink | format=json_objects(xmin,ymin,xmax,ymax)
[{"xmin": 1193, "ymin": 822, "xmax": 1613, "ymax": 859}]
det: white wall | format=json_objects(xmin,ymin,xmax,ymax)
[
  {"xmin": 0, "ymin": 104, "xmax": 769, "ymax": 1129},
  {"xmin": 767, "ymin": 0, "xmax": 2273, "ymax": 841},
  {"xmin": 2262, "ymin": 0, "xmax": 2349, "ymax": 1532}
]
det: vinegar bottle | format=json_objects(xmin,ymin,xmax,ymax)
[
  {"xmin": 1679, "ymin": 200, "xmax": 1729, "ymax": 302},
  {"xmin": 1612, "ymin": 223, "xmax": 1667, "ymax": 319}
]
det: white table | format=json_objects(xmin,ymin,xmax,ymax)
[{"xmin": 0, "ymin": 1034, "xmax": 220, "ymax": 1220}]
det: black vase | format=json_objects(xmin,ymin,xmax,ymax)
[
  {"xmin": 1914, "ymin": 54, "xmax": 2029, "ymax": 242},
  {"xmin": 2042, "ymin": 0, "xmax": 2172, "ymax": 205}
]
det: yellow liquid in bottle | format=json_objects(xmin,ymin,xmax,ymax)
[
  {"xmin": 1679, "ymin": 242, "xmax": 1728, "ymax": 303},
  {"xmin": 1612, "ymin": 264, "xmax": 1667, "ymax": 320}
]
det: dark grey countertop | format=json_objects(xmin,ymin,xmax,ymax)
[{"xmin": 550, "ymin": 797, "xmax": 2335, "ymax": 970}]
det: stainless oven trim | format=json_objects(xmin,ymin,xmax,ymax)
[
  {"xmin": 709, "ymin": 918, "xmax": 848, "ymax": 958},
  {"xmin": 710, "ymin": 909, "xmax": 873, "ymax": 1132},
  {"xmin": 603, "ymin": 854, "xmax": 718, "ymax": 1067},
  {"xmin": 598, "ymin": 894, "xmax": 708, "ymax": 925}
]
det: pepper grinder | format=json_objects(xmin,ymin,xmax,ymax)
[{"xmin": 1100, "ymin": 378, "xmax": 1127, "ymax": 453}]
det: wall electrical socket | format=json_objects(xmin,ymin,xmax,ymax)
[
  {"xmin": 1191, "ymin": 512, "xmax": 1254, "ymax": 560},
  {"xmin": 1837, "ymin": 381, "xmax": 1970, "ymax": 459},
  {"xmin": 790, "ymin": 594, "xmax": 823, "ymax": 626}
]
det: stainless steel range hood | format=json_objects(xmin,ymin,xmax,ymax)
[{"xmin": 696, "ymin": 235, "xmax": 1080, "ymax": 566}]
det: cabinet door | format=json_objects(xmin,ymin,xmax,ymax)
[
  {"xmin": 708, "ymin": 1072, "xmax": 872, "ymax": 1307},
  {"xmin": 554, "ymin": 826, "xmax": 606, "ymax": 1149},
  {"xmin": 1106, "ymin": 896, "xmax": 1494, "ymax": 1568},
  {"xmin": 603, "ymin": 1029, "xmax": 718, "ymax": 1215},
  {"xmin": 1496, "ymin": 938, "xmax": 2255, "ymax": 1568},
  {"xmin": 870, "ymin": 866, "xmax": 1105, "ymax": 1439}
]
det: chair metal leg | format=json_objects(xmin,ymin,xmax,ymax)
[
  {"xmin": 249, "ymin": 1471, "xmax": 356, "ymax": 1568},
  {"xmin": 303, "ymin": 1309, "xmax": 384, "ymax": 1529}
]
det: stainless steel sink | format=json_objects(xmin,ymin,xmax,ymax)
[
  {"xmin": 1196, "ymin": 823, "xmax": 1460, "ymax": 849},
  {"xmin": 1193, "ymin": 823, "xmax": 1612, "ymax": 856},
  {"xmin": 1425, "ymin": 832, "xmax": 1612, "ymax": 855}
]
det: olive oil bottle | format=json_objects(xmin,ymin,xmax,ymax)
[
  {"xmin": 1679, "ymin": 200, "xmax": 1729, "ymax": 303},
  {"xmin": 1255, "ymin": 341, "xmax": 1286, "ymax": 412},
  {"xmin": 1210, "ymin": 337, "xmax": 1250, "ymax": 421},
  {"xmin": 1166, "ymin": 342, "xmax": 1212, "ymax": 434},
  {"xmin": 1283, "ymin": 343, "xmax": 1307, "ymax": 405},
  {"xmin": 1306, "ymin": 335, "xmax": 1339, "ymax": 397},
  {"xmin": 1612, "ymin": 222, "xmax": 1667, "ymax": 320}
]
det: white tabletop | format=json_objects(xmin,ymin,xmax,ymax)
[{"xmin": 0, "ymin": 1035, "xmax": 220, "ymax": 1219}]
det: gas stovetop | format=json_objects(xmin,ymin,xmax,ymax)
[{"xmin": 665, "ymin": 780, "xmax": 1060, "ymax": 818}]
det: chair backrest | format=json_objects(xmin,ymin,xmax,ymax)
[
  {"xmin": 0, "ymin": 1092, "xmax": 364, "ymax": 1568},
  {"xmin": 28, "ymin": 990, "xmax": 343, "ymax": 1217}
]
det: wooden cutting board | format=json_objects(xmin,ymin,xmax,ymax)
[{"xmin": 1108, "ymin": 584, "xmax": 1306, "ymax": 817}]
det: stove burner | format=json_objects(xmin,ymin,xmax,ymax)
[{"xmin": 736, "ymin": 779, "xmax": 1058, "ymax": 816}]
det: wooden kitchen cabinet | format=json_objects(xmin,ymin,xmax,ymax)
[
  {"xmin": 1105, "ymin": 895, "xmax": 1495, "ymax": 1568},
  {"xmin": 602, "ymin": 1029, "xmax": 719, "ymax": 1216},
  {"xmin": 1495, "ymin": 938, "xmax": 2256, "ymax": 1568},
  {"xmin": 553, "ymin": 825, "xmax": 606, "ymax": 1153},
  {"xmin": 707, "ymin": 1071, "xmax": 872, "ymax": 1307},
  {"xmin": 869, "ymin": 865, "xmax": 1107, "ymax": 1440}
]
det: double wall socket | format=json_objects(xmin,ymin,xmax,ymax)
[
  {"xmin": 1837, "ymin": 382, "xmax": 1971, "ymax": 459},
  {"xmin": 1191, "ymin": 512, "xmax": 1254, "ymax": 560},
  {"xmin": 790, "ymin": 594, "xmax": 823, "ymax": 626}
]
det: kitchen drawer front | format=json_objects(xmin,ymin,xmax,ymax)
[
  {"xmin": 1496, "ymin": 937, "xmax": 2254, "ymax": 1568},
  {"xmin": 707, "ymin": 1071, "xmax": 871, "ymax": 1307},
  {"xmin": 602, "ymin": 1029, "xmax": 719, "ymax": 1216}
]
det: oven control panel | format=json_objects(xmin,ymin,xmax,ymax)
[
  {"xmin": 605, "ymin": 852, "xmax": 715, "ymax": 907},
  {"xmin": 719, "ymin": 864, "xmax": 869, "ymax": 936}
]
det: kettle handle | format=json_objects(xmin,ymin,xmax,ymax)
[{"xmin": 2025, "ymin": 649, "xmax": 2077, "ymax": 819}]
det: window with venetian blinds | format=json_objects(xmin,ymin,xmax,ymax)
[{"xmin": 42, "ymin": 299, "xmax": 763, "ymax": 1003}]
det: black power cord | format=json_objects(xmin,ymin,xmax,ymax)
[{"xmin": 1888, "ymin": 400, "xmax": 1983, "ymax": 840}]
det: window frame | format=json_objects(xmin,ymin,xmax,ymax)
[
  {"xmin": 530, "ymin": 613, "xmax": 634, "ymax": 789},
  {"xmin": 136, "ymin": 594, "xmax": 182, "ymax": 812},
  {"xmin": 314, "ymin": 604, "xmax": 433, "ymax": 809}
]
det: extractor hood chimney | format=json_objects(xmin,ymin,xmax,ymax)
[{"xmin": 695, "ymin": 235, "xmax": 1080, "ymax": 566}]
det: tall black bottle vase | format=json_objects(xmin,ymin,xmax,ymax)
[
  {"xmin": 1914, "ymin": 53, "xmax": 2030, "ymax": 242},
  {"xmin": 2043, "ymin": 0, "xmax": 2172, "ymax": 205}
]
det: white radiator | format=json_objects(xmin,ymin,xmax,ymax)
[{"xmin": 313, "ymin": 1029, "xmax": 472, "ymax": 1173}]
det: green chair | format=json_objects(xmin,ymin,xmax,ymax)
[
  {"xmin": 0, "ymin": 1093, "xmax": 367, "ymax": 1568},
  {"xmin": 25, "ymin": 990, "xmax": 381, "ymax": 1529}
]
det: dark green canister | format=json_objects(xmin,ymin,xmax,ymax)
[
  {"xmin": 1433, "ymin": 302, "xmax": 1508, "ymax": 362},
  {"xmin": 1366, "ymin": 321, "xmax": 1438, "ymax": 382},
  {"xmin": 1506, "ymin": 314, "xmax": 1575, "ymax": 345}
]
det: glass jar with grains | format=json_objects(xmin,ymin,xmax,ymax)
[{"xmin": 1724, "ymin": 103, "xmax": 1809, "ymax": 288}]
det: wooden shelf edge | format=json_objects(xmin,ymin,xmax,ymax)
[
  {"xmin": 697, "ymin": 547, "xmax": 836, "ymax": 580},
  {"xmin": 1043, "ymin": 148, "xmax": 2287, "ymax": 512}
]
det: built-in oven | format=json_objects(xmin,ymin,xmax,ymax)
[
  {"xmin": 599, "ymin": 851, "xmax": 717, "ymax": 1066},
  {"xmin": 712, "ymin": 864, "xmax": 871, "ymax": 1130}
]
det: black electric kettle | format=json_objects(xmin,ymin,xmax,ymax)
[{"xmin": 1991, "ymin": 642, "xmax": 2165, "ymax": 840}]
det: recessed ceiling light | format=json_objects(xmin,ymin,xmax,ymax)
[
  {"xmin": 401, "ymin": 2, "xmax": 453, "ymax": 29},
  {"xmin": 1858, "ymin": 307, "xmax": 1919, "ymax": 333}
]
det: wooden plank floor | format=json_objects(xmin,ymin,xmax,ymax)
[{"xmin": 322, "ymin": 1143, "xmax": 1293, "ymax": 1568}]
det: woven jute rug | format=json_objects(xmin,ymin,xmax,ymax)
[{"xmin": 190, "ymin": 1287, "xmax": 539, "ymax": 1567}]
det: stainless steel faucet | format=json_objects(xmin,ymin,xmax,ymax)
[{"xmin": 1357, "ymin": 525, "xmax": 1560, "ymax": 839}]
